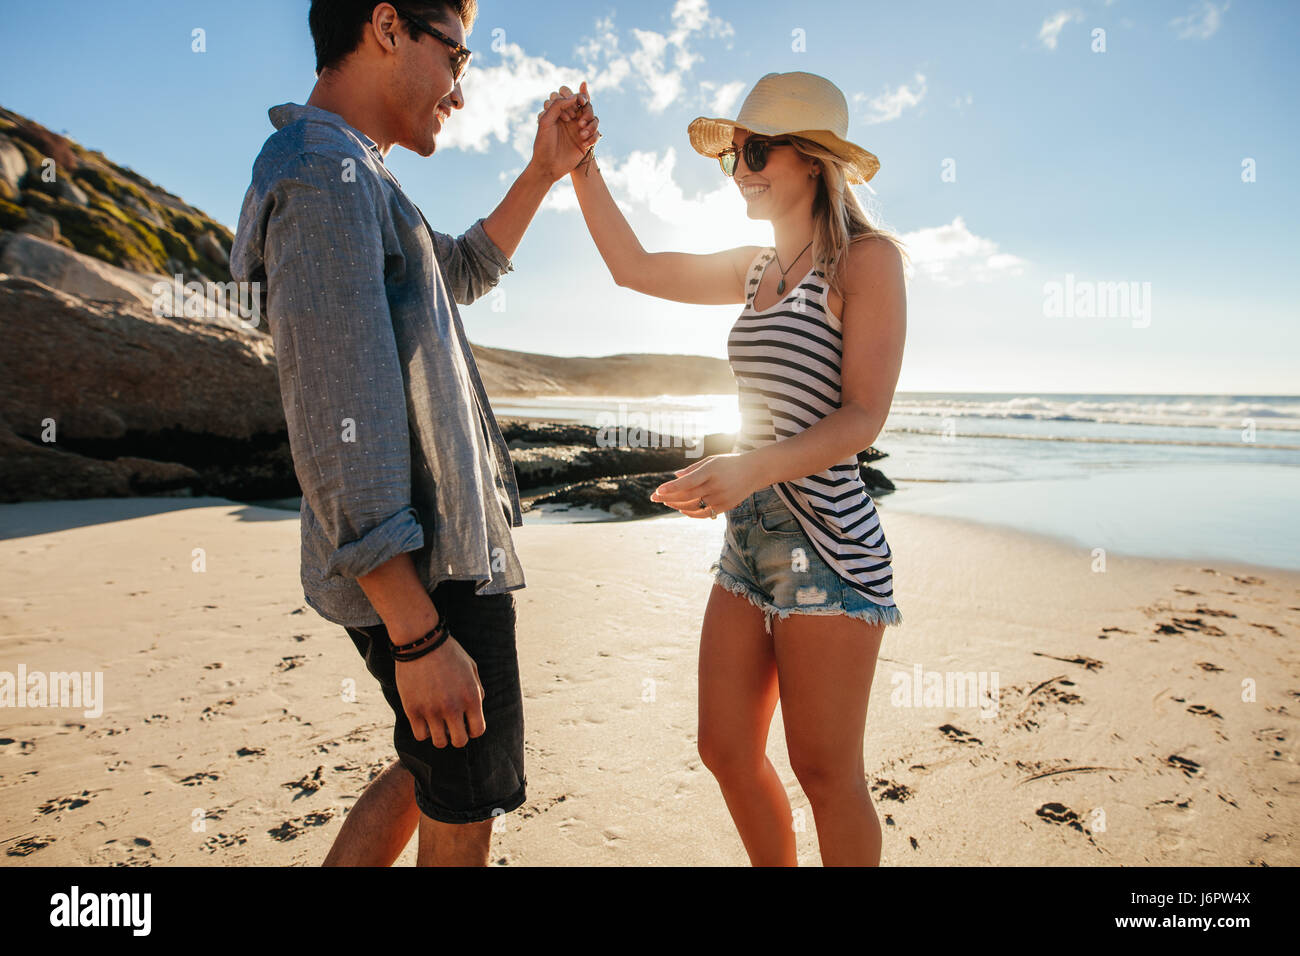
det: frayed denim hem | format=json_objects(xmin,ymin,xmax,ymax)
[
  {"xmin": 710, "ymin": 564, "xmax": 902, "ymax": 633},
  {"xmin": 765, "ymin": 601, "xmax": 903, "ymax": 632}
]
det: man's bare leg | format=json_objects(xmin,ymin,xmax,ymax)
[
  {"xmin": 323, "ymin": 759, "xmax": 420, "ymax": 866},
  {"xmin": 416, "ymin": 813, "xmax": 495, "ymax": 866}
]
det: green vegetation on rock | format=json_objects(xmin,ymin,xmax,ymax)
[{"xmin": 1, "ymin": 104, "xmax": 234, "ymax": 282}]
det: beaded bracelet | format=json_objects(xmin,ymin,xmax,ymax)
[{"xmin": 389, "ymin": 619, "xmax": 452, "ymax": 662}]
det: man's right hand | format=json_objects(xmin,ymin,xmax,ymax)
[{"xmin": 394, "ymin": 633, "xmax": 486, "ymax": 748}]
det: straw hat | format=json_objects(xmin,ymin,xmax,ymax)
[{"xmin": 688, "ymin": 71, "xmax": 879, "ymax": 184}]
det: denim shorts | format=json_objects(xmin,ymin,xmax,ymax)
[
  {"xmin": 343, "ymin": 579, "xmax": 526, "ymax": 825},
  {"xmin": 709, "ymin": 485, "xmax": 903, "ymax": 634}
]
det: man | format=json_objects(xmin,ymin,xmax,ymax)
[{"xmin": 230, "ymin": 0, "xmax": 597, "ymax": 866}]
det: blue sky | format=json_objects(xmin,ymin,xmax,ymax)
[{"xmin": 2, "ymin": 0, "xmax": 1297, "ymax": 394}]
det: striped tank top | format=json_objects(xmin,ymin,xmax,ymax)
[{"xmin": 727, "ymin": 246, "xmax": 898, "ymax": 609}]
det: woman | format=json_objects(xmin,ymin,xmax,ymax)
[{"xmin": 543, "ymin": 72, "xmax": 908, "ymax": 866}]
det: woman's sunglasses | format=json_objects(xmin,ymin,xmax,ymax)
[
  {"xmin": 395, "ymin": 9, "xmax": 473, "ymax": 83},
  {"xmin": 717, "ymin": 136, "xmax": 793, "ymax": 177}
]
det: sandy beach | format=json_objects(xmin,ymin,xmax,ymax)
[{"xmin": 0, "ymin": 496, "xmax": 1296, "ymax": 866}]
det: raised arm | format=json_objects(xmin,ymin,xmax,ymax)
[
  {"xmin": 425, "ymin": 91, "xmax": 613, "ymax": 306},
  {"xmin": 550, "ymin": 82, "xmax": 761, "ymax": 305}
]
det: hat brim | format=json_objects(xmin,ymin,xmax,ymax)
[{"xmin": 688, "ymin": 116, "xmax": 880, "ymax": 184}]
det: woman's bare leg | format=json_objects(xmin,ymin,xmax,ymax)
[
  {"xmin": 322, "ymin": 759, "xmax": 420, "ymax": 866},
  {"xmin": 697, "ymin": 583, "xmax": 796, "ymax": 866},
  {"xmin": 774, "ymin": 614, "xmax": 885, "ymax": 866}
]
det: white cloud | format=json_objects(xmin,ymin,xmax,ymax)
[
  {"xmin": 578, "ymin": 1, "xmax": 735, "ymax": 114},
  {"xmin": 899, "ymin": 216, "xmax": 1028, "ymax": 285},
  {"xmin": 441, "ymin": 3, "xmax": 736, "ymax": 160},
  {"xmin": 1039, "ymin": 9, "xmax": 1083, "ymax": 50},
  {"xmin": 435, "ymin": 39, "xmax": 572, "ymax": 158},
  {"xmin": 853, "ymin": 73, "xmax": 927, "ymax": 125},
  {"xmin": 699, "ymin": 79, "xmax": 747, "ymax": 116},
  {"xmin": 1171, "ymin": 0, "xmax": 1229, "ymax": 39}
]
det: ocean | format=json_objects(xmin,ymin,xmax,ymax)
[{"xmin": 496, "ymin": 392, "xmax": 1300, "ymax": 571}]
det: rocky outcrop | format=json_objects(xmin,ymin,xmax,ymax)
[
  {"xmin": 503, "ymin": 418, "xmax": 896, "ymax": 519},
  {"xmin": 0, "ymin": 234, "xmax": 253, "ymax": 326},
  {"xmin": 0, "ymin": 105, "xmax": 234, "ymax": 284},
  {"xmin": 0, "ymin": 275, "xmax": 287, "ymax": 502},
  {"xmin": 0, "ymin": 135, "xmax": 26, "ymax": 197}
]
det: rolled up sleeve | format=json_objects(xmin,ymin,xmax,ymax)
[
  {"xmin": 425, "ymin": 217, "xmax": 514, "ymax": 305},
  {"xmin": 260, "ymin": 150, "xmax": 424, "ymax": 580}
]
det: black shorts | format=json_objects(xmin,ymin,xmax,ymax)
[{"xmin": 343, "ymin": 579, "xmax": 526, "ymax": 824}]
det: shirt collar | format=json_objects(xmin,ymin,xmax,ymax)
[{"xmin": 268, "ymin": 102, "xmax": 385, "ymax": 160}]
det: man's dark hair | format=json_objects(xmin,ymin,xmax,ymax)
[{"xmin": 309, "ymin": 0, "xmax": 478, "ymax": 75}]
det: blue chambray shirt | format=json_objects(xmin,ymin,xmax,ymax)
[{"xmin": 230, "ymin": 102, "xmax": 526, "ymax": 628}]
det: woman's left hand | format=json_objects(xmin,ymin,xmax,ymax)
[
  {"xmin": 650, "ymin": 453, "xmax": 764, "ymax": 518},
  {"xmin": 534, "ymin": 82, "xmax": 600, "ymax": 180}
]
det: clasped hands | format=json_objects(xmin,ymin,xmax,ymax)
[{"xmin": 531, "ymin": 80, "xmax": 601, "ymax": 180}]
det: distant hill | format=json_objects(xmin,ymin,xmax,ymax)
[{"xmin": 471, "ymin": 345, "xmax": 735, "ymax": 398}]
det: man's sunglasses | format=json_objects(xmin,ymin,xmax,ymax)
[
  {"xmin": 717, "ymin": 136, "xmax": 793, "ymax": 177},
  {"xmin": 395, "ymin": 8, "xmax": 473, "ymax": 83}
]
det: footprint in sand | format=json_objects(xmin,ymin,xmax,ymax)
[
  {"xmin": 517, "ymin": 793, "xmax": 569, "ymax": 822},
  {"xmin": 147, "ymin": 766, "xmax": 220, "ymax": 788},
  {"xmin": 1166, "ymin": 754, "xmax": 1201, "ymax": 777},
  {"xmin": 1252, "ymin": 727, "xmax": 1286, "ymax": 759},
  {"xmin": 1154, "ymin": 618, "xmax": 1227, "ymax": 637},
  {"xmin": 37, "ymin": 791, "xmax": 94, "ymax": 815},
  {"xmin": 268, "ymin": 809, "xmax": 336, "ymax": 842},
  {"xmin": 1010, "ymin": 677, "xmax": 1083, "ymax": 732},
  {"xmin": 201, "ymin": 831, "xmax": 248, "ymax": 853},
  {"xmin": 200, "ymin": 698, "xmax": 236, "ymax": 721},
  {"xmin": 94, "ymin": 837, "xmax": 160, "ymax": 866},
  {"xmin": 5, "ymin": 835, "xmax": 55, "ymax": 857},
  {"xmin": 179, "ymin": 771, "xmax": 220, "ymax": 787},
  {"xmin": 871, "ymin": 778, "xmax": 915, "ymax": 802},
  {"xmin": 938, "ymin": 724, "xmax": 982, "ymax": 745},
  {"xmin": 283, "ymin": 766, "xmax": 326, "ymax": 799},
  {"xmin": 1193, "ymin": 606, "xmax": 1237, "ymax": 618},
  {"xmin": 1035, "ymin": 803, "xmax": 1100, "ymax": 847}
]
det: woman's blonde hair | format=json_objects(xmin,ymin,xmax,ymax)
[{"xmin": 787, "ymin": 134, "xmax": 910, "ymax": 297}]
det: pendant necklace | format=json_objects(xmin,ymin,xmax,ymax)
[{"xmin": 772, "ymin": 240, "xmax": 814, "ymax": 295}]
